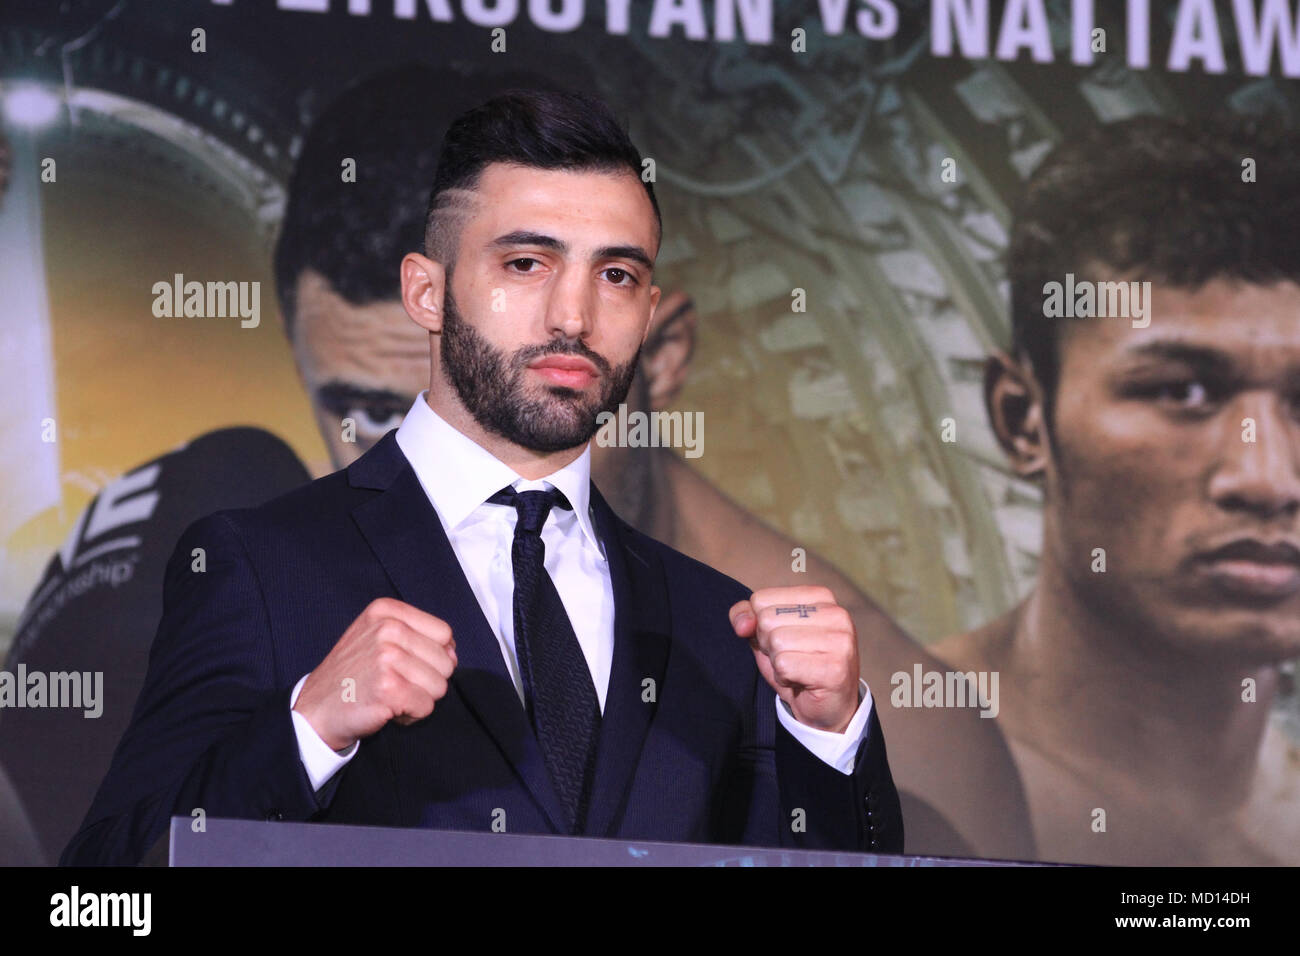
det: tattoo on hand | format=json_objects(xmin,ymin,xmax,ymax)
[{"xmin": 774, "ymin": 604, "xmax": 818, "ymax": 618}]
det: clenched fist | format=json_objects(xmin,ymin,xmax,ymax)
[
  {"xmin": 293, "ymin": 597, "xmax": 458, "ymax": 752},
  {"xmin": 729, "ymin": 586, "xmax": 860, "ymax": 733}
]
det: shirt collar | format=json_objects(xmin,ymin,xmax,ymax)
[{"xmin": 394, "ymin": 391, "xmax": 601, "ymax": 554}]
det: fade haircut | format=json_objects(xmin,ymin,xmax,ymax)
[
  {"xmin": 1008, "ymin": 113, "xmax": 1300, "ymax": 422},
  {"xmin": 423, "ymin": 89, "xmax": 661, "ymax": 278},
  {"xmin": 272, "ymin": 65, "xmax": 568, "ymax": 336}
]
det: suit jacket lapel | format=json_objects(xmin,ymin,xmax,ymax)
[
  {"xmin": 582, "ymin": 485, "xmax": 672, "ymax": 837},
  {"xmin": 348, "ymin": 431, "xmax": 569, "ymax": 832}
]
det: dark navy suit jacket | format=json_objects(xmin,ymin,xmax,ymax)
[{"xmin": 62, "ymin": 431, "xmax": 903, "ymax": 865}]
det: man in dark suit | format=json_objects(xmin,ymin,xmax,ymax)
[{"xmin": 61, "ymin": 89, "xmax": 903, "ymax": 865}]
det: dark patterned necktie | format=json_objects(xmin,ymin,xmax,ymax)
[{"xmin": 488, "ymin": 485, "xmax": 600, "ymax": 834}]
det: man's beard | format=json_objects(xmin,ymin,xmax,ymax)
[{"xmin": 440, "ymin": 290, "xmax": 640, "ymax": 453}]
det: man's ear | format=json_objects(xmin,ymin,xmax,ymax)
[
  {"xmin": 985, "ymin": 350, "xmax": 1050, "ymax": 478},
  {"xmin": 640, "ymin": 290, "xmax": 697, "ymax": 412},
  {"xmin": 401, "ymin": 253, "xmax": 447, "ymax": 333}
]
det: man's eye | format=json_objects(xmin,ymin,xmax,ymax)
[
  {"xmin": 1153, "ymin": 381, "xmax": 1212, "ymax": 408},
  {"xmin": 345, "ymin": 406, "xmax": 404, "ymax": 439},
  {"xmin": 507, "ymin": 258, "xmax": 539, "ymax": 272},
  {"xmin": 603, "ymin": 267, "xmax": 634, "ymax": 286}
]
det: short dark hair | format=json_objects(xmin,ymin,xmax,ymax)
[
  {"xmin": 423, "ymin": 89, "xmax": 661, "ymax": 274},
  {"xmin": 1008, "ymin": 113, "xmax": 1300, "ymax": 414},
  {"xmin": 272, "ymin": 65, "xmax": 569, "ymax": 336}
]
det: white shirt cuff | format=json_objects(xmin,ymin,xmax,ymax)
[
  {"xmin": 290, "ymin": 672, "xmax": 359, "ymax": 792},
  {"xmin": 775, "ymin": 679, "xmax": 873, "ymax": 775}
]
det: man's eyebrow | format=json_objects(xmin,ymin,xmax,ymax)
[
  {"xmin": 490, "ymin": 231, "xmax": 654, "ymax": 271},
  {"xmin": 490, "ymin": 230, "xmax": 567, "ymax": 253},
  {"xmin": 1123, "ymin": 341, "xmax": 1238, "ymax": 376},
  {"xmin": 316, "ymin": 382, "xmax": 411, "ymax": 408},
  {"xmin": 595, "ymin": 244, "xmax": 655, "ymax": 271}
]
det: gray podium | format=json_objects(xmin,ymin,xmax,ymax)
[{"xmin": 169, "ymin": 817, "xmax": 1036, "ymax": 866}]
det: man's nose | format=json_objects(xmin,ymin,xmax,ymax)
[
  {"xmin": 544, "ymin": 270, "xmax": 593, "ymax": 341},
  {"xmin": 1207, "ymin": 395, "xmax": 1300, "ymax": 519}
]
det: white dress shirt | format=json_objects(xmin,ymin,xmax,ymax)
[{"xmin": 290, "ymin": 391, "xmax": 875, "ymax": 792}]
